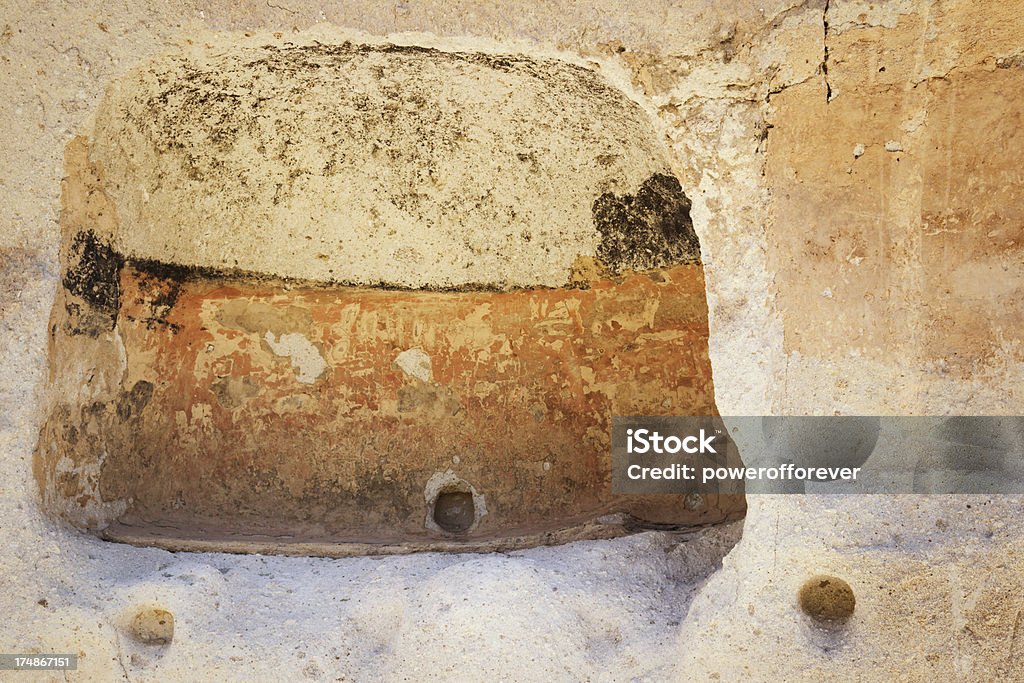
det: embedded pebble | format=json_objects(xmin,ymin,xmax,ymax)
[
  {"xmin": 131, "ymin": 607, "xmax": 175, "ymax": 645},
  {"xmin": 798, "ymin": 575, "xmax": 856, "ymax": 624}
]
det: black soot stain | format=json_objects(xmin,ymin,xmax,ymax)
[
  {"xmin": 62, "ymin": 230, "xmax": 124, "ymax": 331},
  {"xmin": 116, "ymin": 380, "xmax": 155, "ymax": 421},
  {"xmin": 592, "ymin": 173, "xmax": 701, "ymax": 273}
]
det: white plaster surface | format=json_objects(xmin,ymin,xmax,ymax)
[
  {"xmin": 395, "ymin": 348, "xmax": 433, "ymax": 384},
  {"xmin": 263, "ymin": 332, "xmax": 327, "ymax": 385}
]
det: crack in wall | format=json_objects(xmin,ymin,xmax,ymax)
[{"xmin": 822, "ymin": 0, "xmax": 833, "ymax": 102}]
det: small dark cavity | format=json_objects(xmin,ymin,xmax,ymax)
[{"xmin": 433, "ymin": 490, "xmax": 475, "ymax": 533}]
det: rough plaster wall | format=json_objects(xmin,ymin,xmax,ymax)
[
  {"xmin": 88, "ymin": 38, "xmax": 682, "ymax": 289},
  {"xmin": 679, "ymin": 2, "xmax": 1024, "ymax": 679},
  {"xmin": 766, "ymin": 0, "xmax": 1024, "ymax": 413},
  {"xmin": 40, "ymin": 43, "xmax": 728, "ymax": 543},
  {"xmin": 1, "ymin": 1, "xmax": 1022, "ymax": 681}
]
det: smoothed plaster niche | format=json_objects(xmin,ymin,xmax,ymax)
[{"xmin": 35, "ymin": 35, "xmax": 744, "ymax": 556}]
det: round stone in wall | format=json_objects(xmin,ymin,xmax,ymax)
[
  {"xmin": 130, "ymin": 607, "xmax": 175, "ymax": 645},
  {"xmin": 798, "ymin": 575, "xmax": 856, "ymax": 625}
]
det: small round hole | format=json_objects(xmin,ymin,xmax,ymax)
[{"xmin": 433, "ymin": 490, "xmax": 475, "ymax": 533}]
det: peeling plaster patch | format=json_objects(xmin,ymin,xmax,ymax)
[
  {"xmin": 395, "ymin": 347, "xmax": 433, "ymax": 383},
  {"xmin": 592, "ymin": 173, "xmax": 699, "ymax": 273},
  {"xmin": 211, "ymin": 375, "xmax": 260, "ymax": 409},
  {"xmin": 263, "ymin": 332, "xmax": 326, "ymax": 384},
  {"xmin": 62, "ymin": 231, "xmax": 123, "ymax": 323},
  {"xmin": 901, "ymin": 110, "xmax": 927, "ymax": 133}
]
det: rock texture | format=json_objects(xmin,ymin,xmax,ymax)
[
  {"xmin": 1, "ymin": 0, "xmax": 1023, "ymax": 681},
  {"xmin": 40, "ymin": 258, "xmax": 738, "ymax": 552},
  {"xmin": 35, "ymin": 43, "xmax": 736, "ymax": 552},
  {"xmin": 766, "ymin": 6, "xmax": 1024, "ymax": 382},
  {"xmin": 88, "ymin": 39, "xmax": 693, "ymax": 289}
]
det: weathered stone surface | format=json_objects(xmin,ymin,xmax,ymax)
[
  {"xmin": 88, "ymin": 41, "xmax": 699, "ymax": 289},
  {"xmin": 765, "ymin": 10, "xmax": 1024, "ymax": 379},
  {"xmin": 35, "ymin": 45, "xmax": 738, "ymax": 554},
  {"xmin": 8, "ymin": 2, "xmax": 1024, "ymax": 680},
  {"xmin": 39, "ymin": 255, "xmax": 739, "ymax": 553}
]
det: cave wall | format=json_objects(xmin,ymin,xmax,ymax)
[{"xmin": 2, "ymin": 0, "xmax": 1023, "ymax": 679}]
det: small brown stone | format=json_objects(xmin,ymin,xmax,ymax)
[
  {"xmin": 798, "ymin": 575, "xmax": 856, "ymax": 624},
  {"xmin": 130, "ymin": 607, "xmax": 175, "ymax": 645}
]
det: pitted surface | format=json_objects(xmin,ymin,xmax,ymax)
[{"xmin": 89, "ymin": 40, "xmax": 699, "ymax": 289}]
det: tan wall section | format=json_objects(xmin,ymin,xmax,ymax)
[{"xmin": 766, "ymin": 4, "xmax": 1024, "ymax": 394}]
